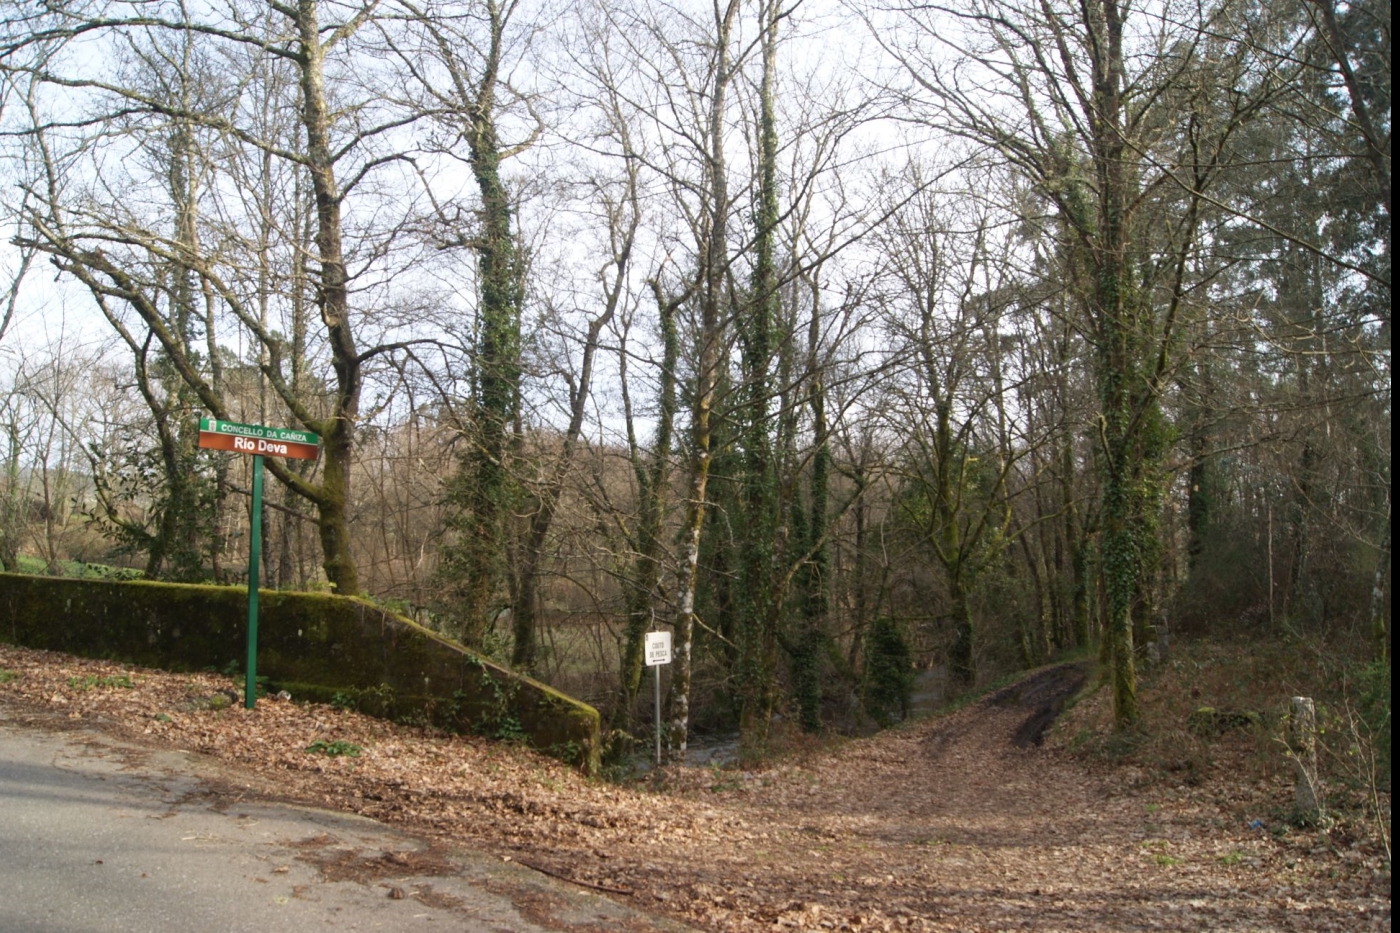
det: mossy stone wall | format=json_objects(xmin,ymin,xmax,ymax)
[{"xmin": 0, "ymin": 572, "xmax": 599, "ymax": 773}]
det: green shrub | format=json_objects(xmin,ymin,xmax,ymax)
[
  {"xmin": 863, "ymin": 617, "xmax": 915, "ymax": 727},
  {"xmin": 329, "ymin": 682, "xmax": 395, "ymax": 716},
  {"xmin": 306, "ymin": 739, "xmax": 361, "ymax": 757}
]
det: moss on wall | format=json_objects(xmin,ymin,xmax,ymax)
[{"xmin": 0, "ymin": 572, "xmax": 600, "ymax": 773}]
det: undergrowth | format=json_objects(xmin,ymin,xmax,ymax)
[{"xmin": 1051, "ymin": 630, "xmax": 1390, "ymax": 860}]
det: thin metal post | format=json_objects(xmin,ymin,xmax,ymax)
[
  {"xmin": 245, "ymin": 454, "xmax": 263, "ymax": 709},
  {"xmin": 654, "ymin": 662, "xmax": 662, "ymax": 767}
]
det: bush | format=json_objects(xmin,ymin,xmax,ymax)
[{"xmin": 863, "ymin": 617, "xmax": 915, "ymax": 728}]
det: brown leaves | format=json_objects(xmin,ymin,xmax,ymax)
[{"xmin": 1, "ymin": 644, "xmax": 1389, "ymax": 933}]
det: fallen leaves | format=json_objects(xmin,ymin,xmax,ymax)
[{"xmin": 0, "ymin": 644, "xmax": 1390, "ymax": 932}]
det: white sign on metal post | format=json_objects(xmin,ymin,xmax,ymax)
[
  {"xmin": 644, "ymin": 630, "xmax": 672, "ymax": 767},
  {"xmin": 645, "ymin": 631, "xmax": 672, "ymax": 666}
]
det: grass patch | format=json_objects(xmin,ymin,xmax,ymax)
[
  {"xmin": 66, "ymin": 674, "xmax": 135, "ymax": 691},
  {"xmin": 0, "ymin": 669, "xmax": 18, "ymax": 684},
  {"xmin": 1141, "ymin": 839, "xmax": 1183, "ymax": 866}
]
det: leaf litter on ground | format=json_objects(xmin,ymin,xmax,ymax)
[{"xmin": 0, "ymin": 644, "xmax": 1388, "ymax": 932}]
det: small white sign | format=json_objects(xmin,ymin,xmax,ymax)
[{"xmin": 645, "ymin": 631, "xmax": 672, "ymax": 666}]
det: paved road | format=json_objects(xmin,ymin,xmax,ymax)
[{"xmin": 0, "ymin": 712, "xmax": 690, "ymax": 933}]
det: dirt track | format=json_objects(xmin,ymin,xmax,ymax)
[
  {"xmin": 0, "ymin": 646, "xmax": 1389, "ymax": 931},
  {"xmin": 672, "ymin": 661, "xmax": 1385, "ymax": 931}
]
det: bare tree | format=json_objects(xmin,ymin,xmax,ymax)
[
  {"xmin": 873, "ymin": 0, "xmax": 1288, "ymax": 723},
  {"xmin": 1, "ymin": 0, "xmax": 456, "ymax": 594}
]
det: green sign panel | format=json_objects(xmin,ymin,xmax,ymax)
[{"xmin": 198, "ymin": 417, "xmax": 320, "ymax": 445}]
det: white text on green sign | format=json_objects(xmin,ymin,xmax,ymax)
[{"xmin": 199, "ymin": 417, "xmax": 320, "ymax": 446}]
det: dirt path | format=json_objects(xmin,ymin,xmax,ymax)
[
  {"xmin": 0, "ymin": 646, "xmax": 1388, "ymax": 932},
  {"xmin": 684, "ymin": 663, "xmax": 1386, "ymax": 932}
]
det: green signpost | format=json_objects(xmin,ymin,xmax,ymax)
[
  {"xmin": 246, "ymin": 454, "xmax": 263, "ymax": 710},
  {"xmin": 197, "ymin": 417, "xmax": 320, "ymax": 708}
]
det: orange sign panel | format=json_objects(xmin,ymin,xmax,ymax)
[
  {"xmin": 197, "ymin": 426, "xmax": 320, "ymax": 461},
  {"xmin": 196, "ymin": 414, "xmax": 320, "ymax": 459}
]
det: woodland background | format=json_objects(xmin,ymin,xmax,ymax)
[{"xmin": 0, "ymin": 0, "xmax": 1389, "ymax": 758}]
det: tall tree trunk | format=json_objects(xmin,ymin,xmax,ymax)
[
  {"xmin": 667, "ymin": 0, "xmax": 741, "ymax": 756},
  {"xmin": 462, "ymin": 77, "xmax": 521, "ymax": 643},
  {"xmin": 424, "ymin": 0, "xmax": 525, "ymax": 645},
  {"xmin": 793, "ymin": 277, "xmax": 831, "ymax": 734},
  {"xmin": 847, "ymin": 466, "xmax": 871, "ymax": 672},
  {"xmin": 736, "ymin": 0, "xmax": 782, "ymax": 749},
  {"xmin": 948, "ymin": 574, "xmax": 975, "ymax": 684},
  {"xmin": 1372, "ymin": 504, "xmax": 1391, "ymax": 663},
  {"xmin": 617, "ymin": 283, "xmax": 681, "ymax": 728},
  {"xmin": 290, "ymin": 0, "xmax": 361, "ymax": 595}
]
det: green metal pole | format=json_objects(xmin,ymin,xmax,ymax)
[{"xmin": 245, "ymin": 454, "xmax": 263, "ymax": 709}]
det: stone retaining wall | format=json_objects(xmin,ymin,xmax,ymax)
[{"xmin": 0, "ymin": 572, "xmax": 599, "ymax": 773}]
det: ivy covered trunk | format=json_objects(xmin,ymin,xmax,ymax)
[
  {"xmin": 145, "ymin": 418, "xmax": 204, "ymax": 582},
  {"xmin": 465, "ymin": 135, "xmax": 521, "ymax": 648},
  {"xmin": 948, "ymin": 575, "xmax": 975, "ymax": 686},
  {"xmin": 437, "ymin": 0, "xmax": 524, "ymax": 650},
  {"xmin": 1099, "ymin": 446, "xmax": 1140, "ymax": 726},
  {"xmin": 145, "ymin": 123, "xmax": 213, "ymax": 583},
  {"xmin": 0, "ymin": 426, "xmax": 21, "ymax": 572},
  {"xmin": 1095, "ymin": 239, "xmax": 1148, "ymax": 729},
  {"xmin": 1083, "ymin": 0, "xmax": 1161, "ymax": 728},
  {"xmin": 735, "ymin": 0, "xmax": 783, "ymax": 752}
]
